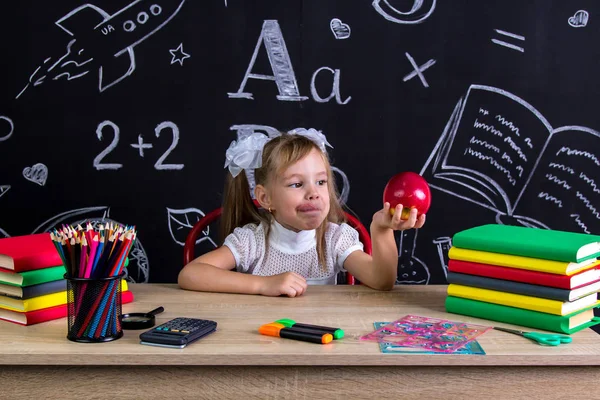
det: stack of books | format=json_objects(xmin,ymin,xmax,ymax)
[
  {"xmin": 0, "ymin": 233, "xmax": 133, "ymax": 325},
  {"xmin": 445, "ymin": 224, "xmax": 600, "ymax": 334}
]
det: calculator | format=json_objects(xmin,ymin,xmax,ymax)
[{"xmin": 139, "ymin": 317, "xmax": 217, "ymax": 349}]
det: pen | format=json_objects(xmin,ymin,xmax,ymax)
[
  {"xmin": 275, "ymin": 318, "xmax": 345, "ymax": 339},
  {"xmin": 259, "ymin": 323, "xmax": 333, "ymax": 344}
]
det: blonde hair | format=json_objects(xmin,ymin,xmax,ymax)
[{"xmin": 221, "ymin": 133, "xmax": 345, "ymax": 269}]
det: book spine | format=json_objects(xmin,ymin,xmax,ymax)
[
  {"xmin": 21, "ymin": 280, "xmax": 67, "ymax": 299},
  {"xmin": 447, "ymin": 260, "xmax": 572, "ymax": 289},
  {"xmin": 448, "ymin": 247, "xmax": 575, "ymax": 275},
  {"xmin": 26, "ymin": 304, "xmax": 68, "ymax": 325},
  {"xmin": 445, "ymin": 296, "xmax": 569, "ymax": 333},
  {"xmin": 20, "ymin": 266, "xmax": 67, "ymax": 286},
  {"xmin": 447, "ymin": 272, "xmax": 570, "ymax": 301},
  {"xmin": 447, "ymin": 284, "xmax": 566, "ymax": 315},
  {"xmin": 0, "ymin": 290, "xmax": 134, "ymax": 325},
  {"xmin": 452, "ymin": 228, "xmax": 578, "ymax": 262}
]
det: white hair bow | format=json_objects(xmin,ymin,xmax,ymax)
[
  {"xmin": 287, "ymin": 127, "xmax": 333, "ymax": 153},
  {"xmin": 224, "ymin": 128, "xmax": 333, "ymax": 177},
  {"xmin": 224, "ymin": 132, "xmax": 271, "ymax": 177}
]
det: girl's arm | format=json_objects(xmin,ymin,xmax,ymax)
[
  {"xmin": 344, "ymin": 203, "xmax": 426, "ymax": 290},
  {"xmin": 178, "ymin": 246, "xmax": 307, "ymax": 296}
]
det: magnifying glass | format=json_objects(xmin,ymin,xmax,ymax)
[{"xmin": 121, "ymin": 306, "xmax": 165, "ymax": 330}]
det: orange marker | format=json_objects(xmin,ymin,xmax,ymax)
[{"xmin": 259, "ymin": 323, "xmax": 333, "ymax": 344}]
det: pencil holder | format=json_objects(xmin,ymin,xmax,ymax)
[{"xmin": 65, "ymin": 272, "xmax": 125, "ymax": 343}]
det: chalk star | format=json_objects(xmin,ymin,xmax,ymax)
[
  {"xmin": 130, "ymin": 135, "xmax": 153, "ymax": 157},
  {"xmin": 169, "ymin": 43, "xmax": 190, "ymax": 66}
]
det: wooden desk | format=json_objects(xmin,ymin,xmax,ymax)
[{"xmin": 1, "ymin": 284, "xmax": 599, "ymax": 399}]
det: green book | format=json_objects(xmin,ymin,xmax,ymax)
[
  {"xmin": 0, "ymin": 265, "xmax": 66, "ymax": 287},
  {"xmin": 445, "ymin": 295, "xmax": 600, "ymax": 334},
  {"xmin": 0, "ymin": 257, "xmax": 129, "ymax": 287},
  {"xmin": 453, "ymin": 224, "xmax": 600, "ymax": 263}
]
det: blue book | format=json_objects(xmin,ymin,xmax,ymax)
[{"xmin": 0, "ymin": 279, "xmax": 66, "ymax": 299}]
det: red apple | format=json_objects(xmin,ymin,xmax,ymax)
[{"xmin": 383, "ymin": 172, "xmax": 431, "ymax": 219}]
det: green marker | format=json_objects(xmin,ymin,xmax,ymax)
[{"xmin": 275, "ymin": 319, "xmax": 345, "ymax": 340}]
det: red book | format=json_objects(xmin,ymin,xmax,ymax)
[
  {"xmin": 448, "ymin": 259, "xmax": 600, "ymax": 290},
  {"xmin": 0, "ymin": 290, "xmax": 134, "ymax": 326},
  {"xmin": 0, "ymin": 233, "xmax": 62, "ymax": 272}
]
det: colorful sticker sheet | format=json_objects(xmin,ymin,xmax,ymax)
[
  {"xmin": 373, "ymin": 322, "xmax": 486, "ymax": 355},
  {"xmin": 361, "ymin": 315, "xmax": 491, "ymax": 353}
]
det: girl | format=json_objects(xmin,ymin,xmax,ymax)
[{"xmin": 178, "ymin": 130, "xmax": 426, "ymax": 297}]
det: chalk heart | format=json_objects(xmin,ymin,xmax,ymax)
[
  {"xmin": 568, "ymin": 10, "xmax": 589, "ymax": 28},
  {"xmin": 23, "ymin": 163, "xmax": 48, "ymax": 186},
  {"xmin": 330, "ymin": 18, "xmax": 351, "ymax": 40}
]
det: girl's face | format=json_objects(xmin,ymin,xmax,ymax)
[{"xmin": 266, "ymin": 148, "xmax": 330, "ymax": 232}]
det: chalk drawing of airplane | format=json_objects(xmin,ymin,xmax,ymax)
[{"xmin": 55, "ymin": 0, "xmax": 186, "ymax": 92}]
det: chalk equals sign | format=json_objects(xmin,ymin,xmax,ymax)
[{"xmin": 492, "ymin": 29, "xmax": 525, "ymax": 53}]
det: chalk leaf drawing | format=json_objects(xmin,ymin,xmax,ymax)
[
  {"xmin": 330, "ymin": 18, "xmax": 351, "ymax": 40},
  {"xmin": 0, "ymin": 116, "xmax": 14, "ymax": 141},
  {"xmin": 167, "ymin": 207, "xmax": 217, "ymax": 248},
  {"xmin": 421, "ymin": 84, "xmax": 600, "ymax": 234},
  {"xmin": 372, "ymin": 0, "xmax": 436, "ymax": 25},
  {"xmin": 169, "ymin": 43, "xmax": 190, "ymax": 65},
  {"xmin": 568, "ymin": 10, "xmax": 589, "ymax": 28},
  {"xmin": 22, "ymin": 163, "xmax": 48, "ymax": 186},
  {"xmin": 31, "ymin": 206, "xmax": 149, "ymax": 283},
  {"xmin": 0, "ymin": 185, "xmax": 10, "ymax": 199}
]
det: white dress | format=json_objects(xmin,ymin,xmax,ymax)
[{"xmin": 223, "ymin": 219, "xmax": 363, "ymax": 284}]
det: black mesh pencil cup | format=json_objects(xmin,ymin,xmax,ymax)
[{"xmin": 65, "ymin": 272, "xmax": 125, "ymax": 343}]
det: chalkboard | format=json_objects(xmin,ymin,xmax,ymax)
[{"xmin": 1, "ymin": 1, "xmax": 599, "ymax": 285}]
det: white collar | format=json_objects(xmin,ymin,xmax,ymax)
[{"xmin": 269, "ymin": 219, "xmax": 316, "ymax": 253}]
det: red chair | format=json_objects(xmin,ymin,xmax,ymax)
[{"xmin": 183, "ymin": 204, "xmax": 372, "ymax": 285}]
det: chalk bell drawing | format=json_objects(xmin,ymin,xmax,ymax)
[
  {"xmin": 55, "ymin": 0, "xmax": 186, "ymax": 92},
  {"xmin": 372, "ymin": 0, "xmax": 436, "ymax": 25},
  {"xmin": 23, "ymin": 163, "xmax": 48, "ymax": 186},
  {"xmin": 330, "ymin": 18, "xmax": 351, "ymax": 40},
  {"xmin": 568, "ymin": 10, "xmax": 589, "ymax": 28}
]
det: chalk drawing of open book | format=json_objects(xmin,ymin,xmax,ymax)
[{"xmin": 421, "ymin": 84, "xmax": 600, "ymax": 234}]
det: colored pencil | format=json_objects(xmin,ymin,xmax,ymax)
[{"xmin": 50, "ymin": 222, "xmax": 137, "ymax": 340}]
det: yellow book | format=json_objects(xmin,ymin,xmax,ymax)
[
  {"xmin": 0, "ymin": 280, "xmax": 129, "ymax": 312},
  {"xmin": 448, "ymin": 246, "xmax": 599, "ymax": 275},
  {"xmin": 447, "ymin": 284, "xmax": 599, "ymax": 316}
]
